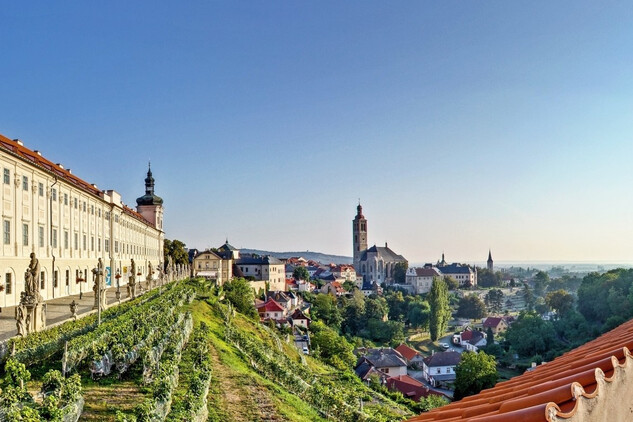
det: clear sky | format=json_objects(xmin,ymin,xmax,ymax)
[{"xmin": 2, "ymin": 1, "xmax": 633, "ymax": 264}]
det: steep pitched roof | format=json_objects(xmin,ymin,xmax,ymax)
[
  {"xmin": 387, "ymin": 375, "xmax": 444, "ymax": 402},
  {"xmin": 423, "ymin": 351, "xmax": 461, "ymax": 368},
  {"xmin": 360, "ymin": 245, "xmax": 407, "ymax": 262},
  {"xmin": 361, "ymin": 348, "xmax": 407, "ymax": 369},
  {"xmin": 256, "ymin": 299, "xmax": 285, "ymax": 313},
  {"xmin": 408, "ymin": 318, "xmax": 633, "ymax": 422},
  {"xmin": 484, "ymin": 316, "xmax": 507, "ymax": 328},
  {"xmin": 412, "ymin": 267, "xmax": 443, "ymax": 277},
  {"xmin": 396, "ymin": 344, "xmax": 421, "ymax": 361}
]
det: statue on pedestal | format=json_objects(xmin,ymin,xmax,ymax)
[
  {"xmin": 148, "ymin": 262, "xmax": 154, "ymax": 289},
  {"xmin": 70, "ymin": 300, "xmax": 78, "ymax": 320},
  {"xmin": 16, "ymin": 305, "xmax": 26, "ymax": 337},
  {"xmin": 128, "ymin": 259, "xmax": 137, "ymax": 299},
  {"xmin": 92, "ymin": 258, "xmax": 107, "ymax": 310},
  {"xmin": 24, "ymin": 252, "xmax": 41, "ymax": 302}
]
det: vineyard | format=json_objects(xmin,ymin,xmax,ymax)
[{"xmin": 0, "ymin": 279, "xmax": 415, "ymax": 421}]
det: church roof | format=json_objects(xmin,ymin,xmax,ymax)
[
  {"xmin": 360, "ymin": 245, "xmax": 407, "ymax": 263},
  {"xmin": 218, "ymin": 240, "xmax": 238, "ymax": 251},
  {"xmin": 407, "ymin": 317, "xmax": 633, "ymax": 422}
]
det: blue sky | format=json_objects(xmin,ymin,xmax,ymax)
[{"xmin": 2, "ymin": 2, "xmax": 633, "ymax": 263}]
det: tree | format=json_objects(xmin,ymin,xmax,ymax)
[
  {"xmin": 533, "ymin": 271, "xmax": 550, "ymax": 297},
  {"xmin": 428, "ymin": 278, "xmax": 451, "ymax": 341},
  {"xmin": 311, "ymin": 294, "xmax": 342, "ymax": 329},
  {"xmin": 453, "ymin": 351, "xmax": 498, "ymax": 400},
  {"xmin": 310, "ymin": 321, "xmax": 356, "ymax": 369},
  {"xmin": 365, "ymin": 296, "xmax": 389, "ymax": 322},
  {"xmin": 223, "ymin": 278, "xmax": 258, "ymax": 318},
  {"xmin": 164, "ymin": 239, "xmax": 189, "ymax": 266},
  {"xmin": 456, "ymin": 295, "xmax": 487, "ymax": 320},
  {"xmin": 394, "ymin": 262, "xmax": 408, "ymax": 284},
  {"xmin": 545, "ymin": 289, "xmax": 574, "ymax": 318},
  {"xmin": 407, "ymin": 301, "xmax": 430, "ymax": 330},
  {"xmin": 386, "ymin": 291, "xmax": 407, "ymax": 321},
  {"xmin": 342, "ymin": 290, "xmax": 366, "ymax": 335},
  {"xmin": 292, "ymin": 266, "xmax": 310, "ymax": 281},
  {"xmin": 505, "ymin": 312, "xmax": 559, "ymax": 357},
  {"xmin": 477, "ymin": 269, "xmax": 502, "ymax": 288},
  {"xmin": 522, "ymin": 283, "xmax": 535, "ymax": 311},
  {"xmin": 485, "ymin": 289, "xmax": 504, "ymax": 313},
  {"xmin": 444, "ymin": 276, "xmax": 459, "ymax": 290}
]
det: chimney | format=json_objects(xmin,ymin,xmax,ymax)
[
  {"xmin": 531, "ymin": 362, "xmax": 537, "ymax": 368},
  {"xmin": 385, "ymin": 242, "xmax": 388, "ymax": 248},
  {"xmin": 34, "ymin": 150, "xmax": 42, "ymax": 156},
  {"xmin": 13, "ymin": 139, "xmax": 23, "ymax": 146},
  {"xmin": 67, "ymin": 169, "xmax": 72, "ymax": 174},
  {"xmin": 56, "ymin": 163, "xmax": 64, "ymax": 169}
]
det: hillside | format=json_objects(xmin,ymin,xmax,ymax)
[
  {"xmin": 2, "ymin": 279, "xmax": 413, "ymax": 421},
  {"xmin": 241, "ymin": 249, "xmax": 352, "ymax": 265}
]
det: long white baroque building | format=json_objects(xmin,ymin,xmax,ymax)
[{"xmin": 0, "ymin": 133, "xmax": 164, "ymax": 307}]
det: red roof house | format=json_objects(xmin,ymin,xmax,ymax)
[{"xmin": 386, "ymin": 375, "xmax": 446, "ymax": 402}]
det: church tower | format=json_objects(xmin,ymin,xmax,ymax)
[
  {"xmin": 487, "ymin": 249, "xmax": 493, "ymax": 271},
  {"xmin": 352, "ymin": 203, "xmax": 368, "ymax": 271},
  {"xmin": 136, "ymin": 163, "xmax": 164, "ymax": 232}
]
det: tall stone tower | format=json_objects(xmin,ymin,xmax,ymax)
[
  {"xmin": 487, "ymin": 249, "xmax": 493, "ymax": 272},
  {"xmin": 352, "ymin": 203, "xmax": 368, "ymax": 271},
  {"xmin": 136, "ymin": 163, "xmax": 164, "ymax": 233}
]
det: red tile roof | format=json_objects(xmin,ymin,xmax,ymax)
[
  {"xmin": 256, "ymin": 299, "xmax": 285, "ymax": 313},
  {"xmin": 387, "ymin": 375, "xmax": 444, "ymax": 402},
  {"xmin": 483, "ymin": 317, "xmax": 506, "ymax": 328},
  {"xmin": 396, "ymin": 344, "xmax": 421, "ymax": 361},
  {"xmin": 407, "ymin": 318, "xmax": 633, "ymax": 422},
  {"xmin": 0, "ymin": 134, "xmax": 153, "ymax": 226}
]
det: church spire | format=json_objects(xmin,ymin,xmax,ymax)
[
  {"xmin": 487, "ymin": 249, "xmax": 494, "ymax": 271},
  {"xmin": 136, "ymin": 163, "xmax": 163, "ymax": 206}
]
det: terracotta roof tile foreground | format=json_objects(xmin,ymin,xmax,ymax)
[{"xmin": 407, "ymin": 318, "xmax": 633, "ymax": 422}]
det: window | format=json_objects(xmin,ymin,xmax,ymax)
[
  {"xmin": 115, "ymin": 241, "xmax": 119, "ymax": 253},
  {"xmin": 90, "ymin": 205, "xmax": 94, "ymax": 215},
  {"xmin": 3, "ymin": 220, "xmax": 10, "ymax": 245},
  {"xmin": 22, "ymin": 224, "xmax": 28, "ymax": 246},
  {"xmin": 74, "ymin": 198, "xmax": 77, "ymax": 209},
  {"xmin": 52, "ymin": 229, "xmax": 57, "ymax": 248},
  {"xmin": 38, "ymin": 226, "xmax": 44, "ymax": 247},
  {"xmin": 74, "ymin": 233, "xmax": 78, "ymax": 250},
  {"xmin": 64, "ymin": 194, "xmax": 68, "ymax": 205},
  {"xmin": 3, "ymin": 169, "xmax": 9, "ymax": 184},
  {"xmin": 105, "ymin": 239, "xmax": 110, "ymax": 253},
  {"xmin": 64, "ymin": 231, "xmax": 69, "ymax": 249},
  {"xmin": 65, "ymin": 270, "xmax": 69, "ymax": 286},
  {"xmin": 54, "ymin": 271, "xmax": 58, "ymax": 288},
  {"xmin": 52, "ymin": 188, "xmax": 57, "ymax": 201},
  {"xmin": 5, "ymin": 273, "xmax": 11, "ymax": 294},
  {"xmin": 22, "ymin": 176, "xmax": 28, "ymax": 191},
  {"xmin": 91, "ymin": 236, "xmax": 94, "ymax": 251},
  {"xmin": 436, "ymin": 368, "xmax": 441, "ymax": 374},
  {"xmin": 40, "ymin": 271, "xmax": 45, "ymax": 289},
  {"xmin": 38, "ymin": 182, "xmax": 43, "ymax": 196},
  {"xmin": 82, "ymin": 235, "xmax": 86, "ymax": 250},
  {"xmin": 115, "ymin": 215, "xmax": 119, "ymax": 223},
  {"xmin": 98, "ymin": 238, "xmax": 101, "ymax": 252},
  {"xmin": 98, "ymin": 209, "xmax": 101, "ymax": 217},
  {"xmin": 83, "ymin": 201, "xmax": 86, "ymax": 212}
]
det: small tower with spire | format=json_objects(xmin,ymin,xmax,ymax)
[
  {"xmin": 352, "ymin": 202, "xmax": 368, "ymax": 272},
  {"xmin": 136, "ymin": 163, "xmax": 164, "ymax": 232},
  {"xmin": 487, "ymin": 249, "xmax": 494, "ymax": 272}
]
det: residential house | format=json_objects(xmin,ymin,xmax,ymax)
[
  {"xmin": 361, "ymin": 279, "xmax": 383, "ymax": 296},
  {"xmin": 320, "ymin": 281, "xmax": 345, "ymax": 296},
  {"xmin": 483, "ymin": 316, "xmax": 510, "ymax": 335},
  {"xmin": 331, "ymin": 264, "xmax": 357, "ymax": 284},
  {"xmin": 395, "ymin": 343, "xmax": 425, "ymax": 368},
  {"xmin": 436, "ymin": 255, "xmax": 477, "ymax": 287},
  {"xmin": 289, "ymin": 308, "xmax": 311, "ymax": 329},
  {"xmin": 422, "ymin": 351, "xmax": 461, "ymax": 387},
  {"xmin": 406, "ymin": 266, "xmax": 443, "ymax": 294},
  {"xmin": 256, "ymin": 298, "xmax": 287, "ymax": 321},
  {"xmin": 266, "ymin": 291, "xmax": 292, "ymax": 310},
  {"xmin": 386, "ymin": 375, "xmax": 446, "ymax": 402},
  {"xmin": 461, "ymin": 330, "xmax": 487, "ymax": 352},
  {"xmin": 356, "ymin": 348, "xmax": 408, "ymax": 378}
]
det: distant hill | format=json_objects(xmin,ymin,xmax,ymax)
[{"xmin": 240, "ymin": 249, "xmax": 352, "ymax": 265}]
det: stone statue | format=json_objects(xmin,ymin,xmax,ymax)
[
  {"xmin": 25, "ymin": 252, "xmax": 40, "ymax": 299},
  {"xmin": 128, "ymin": 259, "xmax": 137, "ymax": 299},
  {"xmin": 148, "ymin": 262, "xmax": 154, "ymax": 289},
  {"xmin": 16, "ymin": 305, "xmax": 26, "ymax": 337},
  {"xmin": 92, "ymin": 258, "xmax": 107, "ymax": 310},
  {"xmin": 70, "ymin": 300, "xmax": 78, "ymax": 320}
]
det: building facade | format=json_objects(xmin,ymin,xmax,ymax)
[
  {"xmin": 406, "ymin": 267, "xmax": 443, "ymax": 294},
  {"xmin": 0, "ymin": 134, "xmax": 164, "ymax": 307}
]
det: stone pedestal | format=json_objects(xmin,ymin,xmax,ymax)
[
  {"xmin": 16, "ymin": 300, "xmax": 46, "ymax": 336},
  {"xmin": 93, "ymin": 288, "xmax": 107, "ymax": 310}
]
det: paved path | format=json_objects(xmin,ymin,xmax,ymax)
[{"xmin": 0, "ymin": 282, "xmax": 158, "ymax": 342}]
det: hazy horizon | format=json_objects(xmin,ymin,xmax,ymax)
[{"xmin": 3, "ymin": 2, "xmax": 633, "ymax": 263}]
